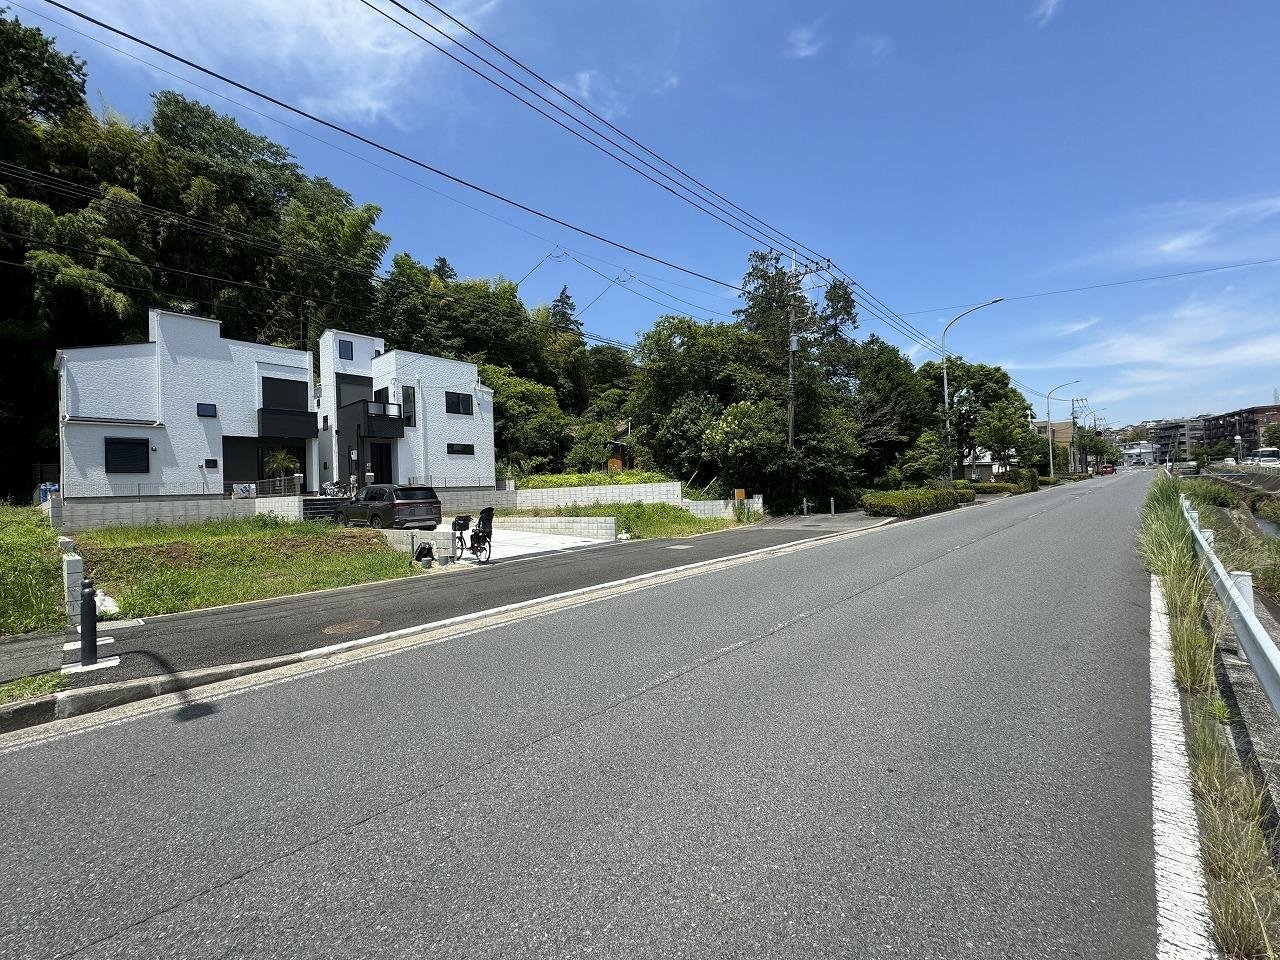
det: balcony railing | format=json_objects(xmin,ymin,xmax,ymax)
[
  {"xmin": 258, "ymin": 407, "xmax": 319, "ymax": 439},
  {"xmin": 340, "ymin": 399, "xmax": 405, "ymax": 439}
]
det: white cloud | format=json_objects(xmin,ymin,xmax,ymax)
[
  {"xmin": 1046, "ymin": 317, "xmax": 1101, "ymax": 337},
  {"xmin": 74, "ymin": 0, "xmax": 500, "ymax": 124},
  {"xmin": 786, "ymin": 24, "xmax": 824, "ymax": 59},
  {"xmin": 1031, "ymin": 0, "xmax": 1063, "ymax": 27},
  {"xmin": 556, "ymin": 66, "xmax": 681, "ymax": 121},
  {"xmin": 852, "ymin": 34, "xmax": 893, "ymax": 65}
]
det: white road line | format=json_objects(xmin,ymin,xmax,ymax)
[
  {"xmin": 62, "ymin": 637, "xmax": 114, "ymax": 652},
  {"xmin": 1148, "ymin": 574, "xmax": 1217, "ymax": 958}
]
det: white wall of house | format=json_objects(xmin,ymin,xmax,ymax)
[
  {"xmin": 59, "ymin": 310, "xmax": 315, "ymax": 497},
  {"xmin": 371, "ymin": 350, "xmax": 496, "ymax": 488},
  {"xmin": 318, "ymin": 328, "xmax": 385, "ymax": 485}
]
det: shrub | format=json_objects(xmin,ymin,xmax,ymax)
[
  {"xmin": 861, "ymin": 488, "xmax": 959, "ymax": 517},
  {"xmin": 972, "ymin": 482, "xmax": 1019, "ymax": 495},
  {"xmin": 1038, "ymin": 476, "xmax": 1061, "ymax": 486},
  {"xmin": 516, "ymin": 469, "xmax": 672, "ymax": 489},
  {"xmin": 995, "ymin": 468, "xmax": 1040, "ymax": 492},
  {"xmin": 954, "ymin": 489, "xmax": 976, "ymax": 504},
  {"xmin": 954, "ymin": 479, "xmax": 972, "ymax": 490}
]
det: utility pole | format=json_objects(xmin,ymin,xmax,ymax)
[
  {"xmin": 785, "ymin": 250, "xmax": 833, "ymax": 449},
  {"xmin": 940, "ymin": 298, "xmax": 1003, "ymax": 480}
]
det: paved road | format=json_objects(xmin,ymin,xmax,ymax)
[
  {"xmin": 65, "ymin": 520, "xmax": 885, "ymax": 685},
  {"xmin": 5, "ymin": 473, "xmax": 1156, "ymax": 958}
]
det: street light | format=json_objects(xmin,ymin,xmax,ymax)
[
  {"xmin": 1045, "ymin": 380, "xmax": 1081, "ymax": 478},
  {"xmin": 941, "ymin": 297, "xmax": 1004, "ymax": 479}
]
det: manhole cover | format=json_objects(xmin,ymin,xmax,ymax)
[{"xmin": 323, "ymin": 618, "xmax": 382, "ymax": 636}]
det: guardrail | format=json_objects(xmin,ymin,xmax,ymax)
[{"xmin": 1180, "ymin": 493, "xmax": 1280, "ymax": 715}]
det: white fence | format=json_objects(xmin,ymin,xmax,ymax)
[{"xmin": 1182, "ymin": 494, "xmax": 1280, "ymax": 715}]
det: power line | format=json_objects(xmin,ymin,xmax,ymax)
[
  {"xmin": 360, "ymin": 0, "xmax": 802, "ymax": 259},
  {"xmin": 900, "ymin": 255, "xmax": 1280, "ymax": 315},
  {"xmin": 36, "ymin": 0, "xmax": 745, "ymax": 291},
  {"xmin": 405, "ymin": 0, "xmax": 832, "ymax": 267}
]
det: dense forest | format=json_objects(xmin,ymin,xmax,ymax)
[{"xmin": 0, "ymin": 13, "xmax": 1085, "ymax": 507}]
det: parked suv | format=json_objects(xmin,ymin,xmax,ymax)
[{"xmin": 336, "ymin": 484, "xmax": 441, "ymax": 530}]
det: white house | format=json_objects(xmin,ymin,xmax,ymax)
[
  {"xmin": 56, "ymin": 310, "xmax": 319, "ymax": 498},
  {"xmin": 55, "ymin": 311, "xmax": 496, "ymax": 502},
  {"xmin": 317, "ymin": 329, "xmax": 495, "ymax": 490}
]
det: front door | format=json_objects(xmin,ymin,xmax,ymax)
[{"xmin": 370, "ymin": 442, "xmax": 393, "ymax": 485}]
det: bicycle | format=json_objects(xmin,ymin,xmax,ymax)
[{"xmin": 451, "ymin": 506, "xmax": 494, "ymax": 563}]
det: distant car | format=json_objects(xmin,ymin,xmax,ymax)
[
  {"xmin": 1223, "ymin": 457, "xmax": 1237, "ymax": 466},
  {"xmin": 335, "ymin": 484, "xmax": 441, "ymax": 530},
  {"xmin": 1260, "ymin": 458, "xmax": 1280, "ymax": 466},
  {"xmin": 1099, "ymin": 464, "xmax": 1115, "ymax": 475}
]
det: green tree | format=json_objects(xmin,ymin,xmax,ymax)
[
  {"xmin": 0, "ymin": 10, "xmax": 88, "ymax": 159},
  {"xmin": 893, "ymin": 431, "xmax": 949, "ymax": 487},
  {"xmin": 1263, "ymin": 423, "xmax": 1280, "ymax": 448},
  {"xmin": 703, "ymin": 399, "xmax": 792, "ymax": 494},
  {"xmin": 973, "ymin": 400, "xmax": 1033, "ymax": 472},
  {"xmin": 479, "ymin": 363, "xmax": 571, "ymax": 474}
]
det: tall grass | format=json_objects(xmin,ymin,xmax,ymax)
[
  {"xmin": 0, "ymin": 505, "xmax": 64, "ymax": 637},
  {"xmin": 1141, "ymin": 474, "xmax": 1280, "ymax": 955}
]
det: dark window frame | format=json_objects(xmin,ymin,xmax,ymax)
[
  {"xmin": 445, "ymin": 391, "xmax": 473, "ymax": 416},
  {"xmin": 338, "ymin": 339, "xmax": 354, "ymax": 361},
  {"xmin": 196, "ymin": 402, "xmax": 217, "ymax": 418},
  {"xmin": 402, "ymin": 385, "xmax": 416, "ymax": 427},
  {"xmin": 204, "ymin": 458, "xmax": 219, "ymax": 469},
  {"xmin": 446, "ymin": 442, "xmax": 476, "ymax": 456},
  {"xmin": 104, "ymin": 437, "xmax": 150, "ymax": 474}
]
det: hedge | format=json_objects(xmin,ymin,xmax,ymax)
[
  {"xmin": 973, "ymin": 482, "xmax": 1019, "ymax": 495},
  {"xmin": 517, "ymin": 469, "xmax": 671, "ymax": 489},
  {"xmin": 1038, "ymin": 476, "xmax": 1061, "ymax": 486},
  {"xmin": 861, "ymin": 488, "xmax": 960, "ymax": 517},
  {"xmin": 954, "ymin": 488, "xmax": 976, "ymax": 504},
  {"xmin": 954, "ymin": 479, "xmax": 973, "ymax": 490}
]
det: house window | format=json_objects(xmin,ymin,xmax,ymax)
[
  {"xmin": 447, "ymin": 443, "xmax": 475, "ymax": 456},
  {"xmin": 402, "ymin": 386, "xmax": 416, "ymax": 427},
  {"xmin": 197, "ymin": 403, "xmax": 217, "ymax": 418},
  {"xmin": 261, "ymin": 377, "xmax": 308, "ymax": 411},
  {"xmin": 204, "ymin": 458, "xmax": 219, "ymax": 469},
  {"xmin": 338, "ymin": 339, "xmax": 354, "ymax": 361},
  {"xmin": 445, "ymin": 391, "xmax": 473, "ymax": 416},
  {"xmin": 104, "ymin": 437, "xmax": 149, "ymax": 474}
]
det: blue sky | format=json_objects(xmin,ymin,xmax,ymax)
[{"xmin": 19, "ymin": 0, "xmax": 1280, "ymax": 428}]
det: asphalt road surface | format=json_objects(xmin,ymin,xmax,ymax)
[
  {"xmin": 5, "ymin": 472, "xmax": 1156, "ymax": 958},
  {"xmin": 65, "ymin": 521, "xmax": 885, "ymax": 685}
]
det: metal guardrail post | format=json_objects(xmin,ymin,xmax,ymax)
[
  {"xmin": 79, "ymin": 577, "xmax": 97, "ymax": 666},
  {"xmin": 1231, "ymin": 571, "xmax": 1255, "ymax": 615}
]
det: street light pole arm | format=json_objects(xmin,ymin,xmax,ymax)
[{"xmin": 941, "ymin": 297, "xmax": 1005, "ymax": 348}]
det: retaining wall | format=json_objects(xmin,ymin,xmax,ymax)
[
  {"xmin": 253, "ymin": 496, "xmax": 303, "ymax": 521},
  {"xmin": 514, "ymin": 481, "xmax": 683, "ymax": 510},
  {"xmin": 485, "ymin": 516, "xmax": 616, "ymax": 540},
  {"xmin": 438, "ymin": 486, "xmax": 517, "ymax": 514},
  {"xmin": 682, "ymin": 495, "xmax": 765, "ymax": 519},
  {"xmin": 54, "ymin": 495, "xmax": 253, "ymax": 532}
]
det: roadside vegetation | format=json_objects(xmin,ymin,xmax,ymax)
[
  {"xmin": 498, "ymin": 503, "xmax": 750, "ymax": 539},
  {"xmin": 0, "ymin": 505, "xmax": 64, "ymax": 637},
  {"xmin": 77, "ymin": 515, "xmax": 417, "ymax": 618},
  {"xmin": 1182, "ymin": 479, "xmax": 1280, "ymax": 599},
  {"xmin": 0, "ymin": 671, "xmax": 66, "ymax": 706},
  {"xmin": 1140, "ymin": 473, "xmax": 1280, "ymax": 955},
  {"xmin": 513, "ymin": 469, "xmax": 671, "ymax": 489},
  {"xmin": 860, "ymin": 488, "xmax": 971, "ymax": 518}
]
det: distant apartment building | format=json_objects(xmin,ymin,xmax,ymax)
[
  {"xmin": 1033, "ymin": 419, "xmax": 1074, "ymax": 448},
  {"xmin": 1203, "ymin": 405, "xmax": 1280, "ymax": 453},
  {"xmin": 1151, "ymin": 418, "xmax": 1205, "ymax": 463},
  {"xmin": 56, "ymin": 310, "xmax": 496, "ymax": 500}
]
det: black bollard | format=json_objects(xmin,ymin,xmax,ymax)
[{"xmin": 80, "ymin": 577, "xmax": 97, "ymax": 666}]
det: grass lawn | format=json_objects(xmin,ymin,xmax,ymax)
[
  {"xmin": 0, "ymin": 505, "xmax": 65, "ymax": 637},
  {"xmin": 497, "ymin": 502, "xmax": 755, "ymax": 539},
  {"xmin": 0, "ymin": 671, "xmax": 66, "ymax": 705},
  {"xmin": 77, "ymin": 515, "xmax": 419, "ymax": 618}
]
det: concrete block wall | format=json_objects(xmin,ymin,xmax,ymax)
[
  {"xmin": 437, "ymin": 487, "xmax": 517, "ymax": 514},
  {"xmin": 682, "ymin": 495, "xmax": 765, "ymax": 519},
  {"xmin": 486, "ymin": 516, "xmax": 616, "ymax": 540},
  {"xmin": 56, "ymin": 495, "xmax": 254, "ymax": 532},
  {"xmin": 254, "ymin": 495, "xmax": 304, "ymax": 521},
  {"xmin": 514, "ymin": 481, "xmax": 683, "ymax": 510}
]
